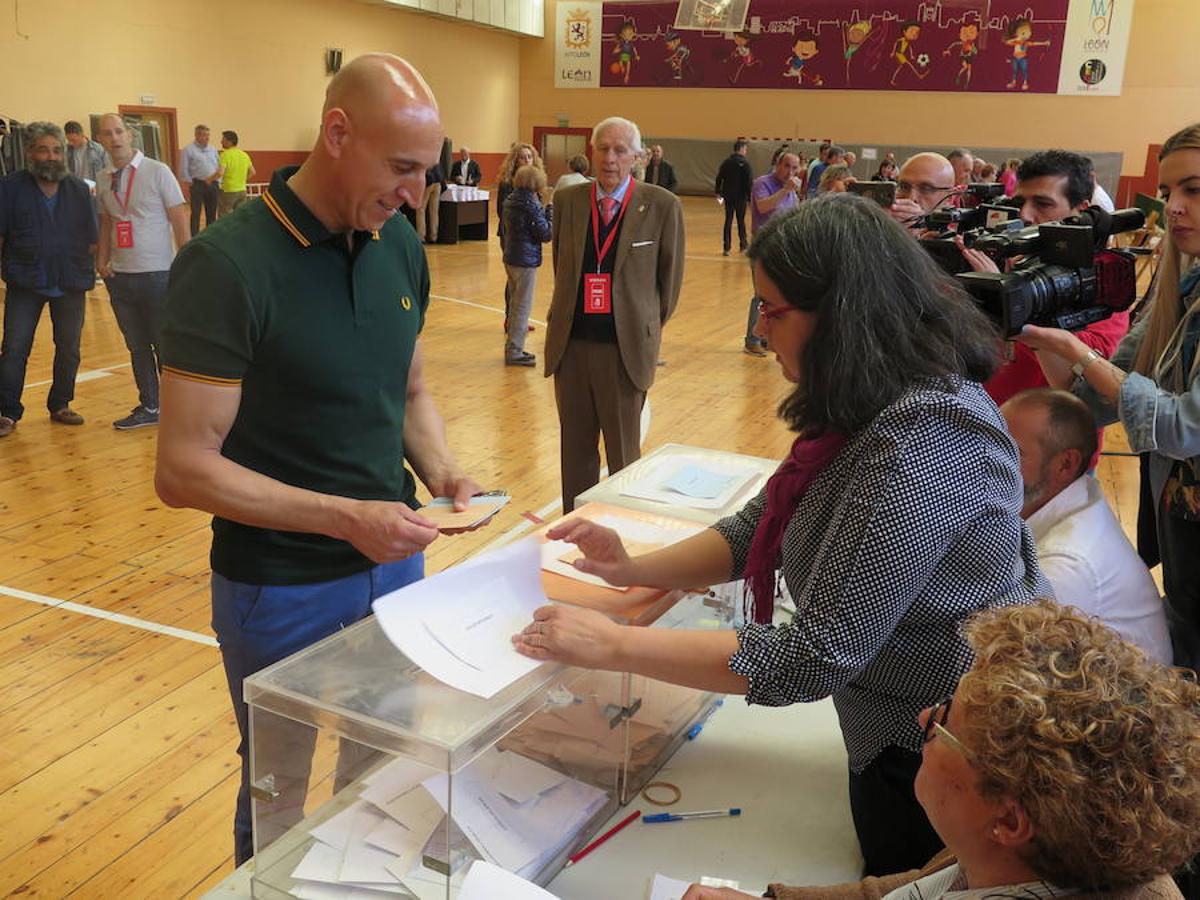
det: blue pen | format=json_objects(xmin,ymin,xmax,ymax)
[
  {"xmin": 643, "ymin": 808, "xmax": 741, "ymax": 823},
  {"xmin": 686, "ymin": 698, "xmax": 725, "ymax": 740}
]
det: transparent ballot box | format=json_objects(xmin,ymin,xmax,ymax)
[
  {"xmin": 575, "ymin": 442, "xmax": 778, "ymax": 525},
  {"xmin": 244, "ymin": 572, "xmax": 729, "ymax": 897}
]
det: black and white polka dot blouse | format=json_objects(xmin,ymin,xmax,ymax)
[{"xmin": 712, "ymin": 377, "xmax": 1049, "ymax": 772}]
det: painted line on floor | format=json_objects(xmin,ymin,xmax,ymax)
[
  {"xmin": 26, "ymin": 362, "xmax": 131, "ymax": 389},
  {"xmin": 430, "ymin": 293, "xmax": 548, "ymax": 327},
  {"xmin": 0, "ymin": 583, "xmax": 218, "ymax": 647}
]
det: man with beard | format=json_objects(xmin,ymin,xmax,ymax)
[
  {"xmin": 95, "ymin": 112, "xmax": 188, "ymax": 430},
  {"xmin": 0, "ymin": 122, "xmax": 98, "ymax": 437}
]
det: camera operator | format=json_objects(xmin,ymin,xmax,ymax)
[
  {"xmin": 888, "ymin": 152, "xmax": 957, "ymax": 231},
  {"xmin": 958, "ymin": 150, "xmax": 1130, "ymax": 412},
  {"xmin": 1018, "ymin": 123, "xmax": 1200, "ymax": 682}
]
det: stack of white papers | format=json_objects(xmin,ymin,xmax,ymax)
[
  {"xmin": 371, "ymin": 538, "xmax": 545, "ymax": 699},
  {"xmin": 289, "ymin": 750, "xmax": 606, "ymax": 898},
  {"xmin": 619, "ymin": 458, "xmax": 760, "ymax": 510},
  {"xmin": 423, "ymin": 748, "xmax": 608, "ymax": 879}
]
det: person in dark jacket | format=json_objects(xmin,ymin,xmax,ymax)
[
  {"xmin": 0, "ymin": 121, "xmax": 98, "ymax": 437},
  {"xmin": 644, "ymin": 144, "xmax": 678, "ymax": 193},
  {"xmin": 715, "ymin": 138, "xmax": 753, "ymax": 255},
  {"xmin": 501, "ymin": 165, "xmax": 552, "ymax": 367}
]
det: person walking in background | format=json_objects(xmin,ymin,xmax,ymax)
[{"xmin": 715, "ymin": 138, "xmax": 753, "ymax": 256}]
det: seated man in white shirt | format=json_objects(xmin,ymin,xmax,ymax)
[{"xmin": 1002, "ymin": 388, "xmax": 1171, "ymax": 663}]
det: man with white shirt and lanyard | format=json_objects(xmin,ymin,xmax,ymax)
[
  {"xmin": 95, "ymin": 112, "xmax": 188, "ymax": 430},
  {"xmin": 544, "ymin": 115, "xmax": 685, "ymax": 511}
]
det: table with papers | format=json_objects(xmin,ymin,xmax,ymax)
[{"xmin": 230, "ymin": 444, "xmax": 852, "ymax": 900}]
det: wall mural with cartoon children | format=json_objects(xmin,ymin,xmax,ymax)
[{"xmin": 598, "ymin": 0, "xmax": 1070, "ymax": 93}]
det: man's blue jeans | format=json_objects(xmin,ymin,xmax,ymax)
[
  {"xmin": 0, "ymin": 286, "xmax": 86, "ymax": 420},
  {"xmin": 104, "ymin": 271, "xmax": 169, "ymax": 411},
  {"xmin": 211, "ymin": 555, "xmax": 424, "ymax": 864}
]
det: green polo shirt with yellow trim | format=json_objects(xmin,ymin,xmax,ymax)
[{"xmin": 161, "ymin": 166, "xmax": 430, "ymax": 585}]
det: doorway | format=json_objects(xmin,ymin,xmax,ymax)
[
  {"xmin": 115, "ymin": 105, "xmax": 180, "ymax": 170},
  {"xmin": 534, "ymin": 126, "xmax": 592, "ymax": 183}
]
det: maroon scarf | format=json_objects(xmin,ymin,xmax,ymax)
[{"xmin": 744, "ymin": 431, "xmax": 848, "ymax": 624}]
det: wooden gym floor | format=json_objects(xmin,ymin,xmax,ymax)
[{"xmin": 0, "ymin": 196, "xmax": 1143, "ymax": 897}]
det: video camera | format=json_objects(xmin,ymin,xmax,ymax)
[{"xmin": 923, "ymin": 206, "xmax": 1145, "ymax": 338}]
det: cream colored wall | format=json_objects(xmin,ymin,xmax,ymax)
[
  {"xmin": 519, "ymin": 0, "xmax": 1200, "ymax": 176},
  {"xmin": 0, "ymin": 0, "xmax": 520, "ymax": 152}
]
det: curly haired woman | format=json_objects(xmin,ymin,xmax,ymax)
[{"xmin": 685, "ymin": 600, "xmax": 1200, "ymax": 899}]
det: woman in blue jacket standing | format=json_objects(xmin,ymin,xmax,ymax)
[{"xmin": 502, "ymin": 165, "xmax": 552, "ymax": 367}]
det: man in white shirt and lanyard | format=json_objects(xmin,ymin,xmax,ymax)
[
  {"xmin": 95, "ymin": 113, "xmax": 189, "ymax": 430},
  {"xmin": 1002, "ymin": 388, "xmax": 1171, "ymax": 663},
  {"xmin": 178, "ymin": 124, "xmax": 221, "ymax": 235}
]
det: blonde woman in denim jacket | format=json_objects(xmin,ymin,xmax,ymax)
[{"xmin": 1020, "ymin": 122, "xmax": 1200, "ymax": 670}]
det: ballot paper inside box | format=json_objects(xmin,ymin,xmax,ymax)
[{"xmin": 243, "ymin": 589, "xmax": 730, "ymax": 898}]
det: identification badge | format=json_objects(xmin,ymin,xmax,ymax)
[
  {"xmin": 583, "ymin": 273, "xmax": 612, "ymax": 314},
  {"xmin": 115, "ymin": 220, "xmax": 135, "ymax": 249}
]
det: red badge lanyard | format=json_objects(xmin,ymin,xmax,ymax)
[
  {"xmin": 589, "ymin": 181, "xmax": 634, "ymax": 273},
  {"xmin": 112, "ymin": 165, "xmax": 138, "ymax": 216}
]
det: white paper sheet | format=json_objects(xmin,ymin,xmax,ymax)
[
  {"xmin": 339, "ymin": 806, "xmax": 401, "ymax": 885},
  {"xmin": 423, "ymin": 751, "xmax": 607, "ymax": 875},
  {"xmin": 649, "ymin": 873, "xmax": 694, "ymax": 900},
  {"xmin": 620, "ymin": 458, "xmax": 760, "ymax": 510},
  {"xmin": 482, "ymin": 750, "xmax": 569, "ymax": 805},
  {"xmin": 361, "ymin": 757, "xmax": 435, "ymax": 805},
  {"xmin": 459, "ymin": 860, "xmax": 561, "ymax": 899},
  {"xmin": 292, "ymin": 842, "xmax": 405, "ymax": 894},
  {"xmin": 371, "ymin": 537, "xmax": 545, "ymax": 699},
  {"xmin": 662, "ymin": 463, "xmax": 741, "ymax": 500},
  {"xmin": 310, "ymin": 802, "xmax": 370, "ymax": 851}
]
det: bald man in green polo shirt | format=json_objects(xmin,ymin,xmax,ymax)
[{"xmin": 156, "ymin": 54, "xmax": 484, "ymax": 864}]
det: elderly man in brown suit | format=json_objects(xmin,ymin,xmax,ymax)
[{"xmin": 544, "ymin": 116, "xmax": 685, "ymax": 511}]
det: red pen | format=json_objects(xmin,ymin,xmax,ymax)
[{"xmin": 564, "ymin": 809, "xmax": 641, "ymax": 867}]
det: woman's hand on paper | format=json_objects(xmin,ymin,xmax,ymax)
[
  {"xmin": 545, "ymin": 518, "xmax": 638, "ymax": 586},
  {"xmin": 512, "ymin": 604, "xmax": 625, "ymax": 668}
]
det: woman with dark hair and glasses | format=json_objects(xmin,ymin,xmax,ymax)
[
  {"xmin": 514, "ymin": 193, "xmax": 1047, "ymax": 876},
  {"xmin": 685, "ymin": 601, "xmax": 1200, "ymax": 900}
]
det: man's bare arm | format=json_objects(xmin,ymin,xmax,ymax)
[{"xmin": 155, "ymin": 372, "xmax": 438, "ymax": 562}]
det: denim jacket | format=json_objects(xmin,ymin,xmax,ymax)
[{"xmin": 1075, "ymin": 266, "xmax": 1200, "ymax": 506}]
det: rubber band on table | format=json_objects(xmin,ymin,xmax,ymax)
[{"xmin": 641, "ymin": 781, "xmax": 682, "ymax": 806}]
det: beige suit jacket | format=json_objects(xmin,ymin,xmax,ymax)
[{"xmin": 543, "ymin": 179, "xmax": 685, "ymax": 391}]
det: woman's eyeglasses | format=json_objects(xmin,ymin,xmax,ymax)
[
  {"xmin": 756, "ymin": 298, "xmax": 798, "ymax": 322},
  {"xmin": 922, "ymin": 696, "xmax": 974, "ymax": 760}
]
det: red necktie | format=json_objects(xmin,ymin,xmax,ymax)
[{"xmin": 600, "ymin": 197, "xmax": 617, "ymax": 227}]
